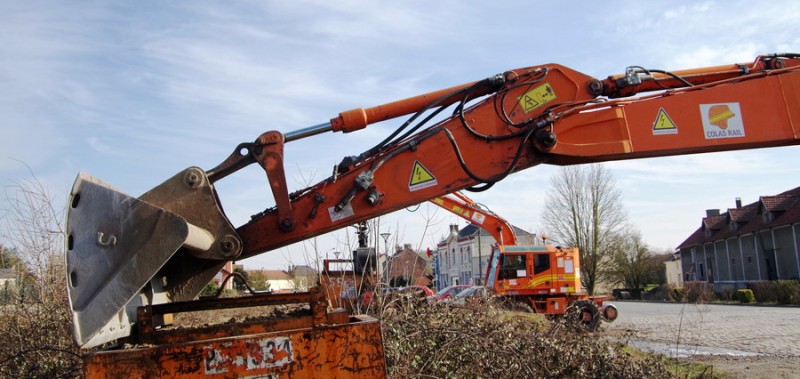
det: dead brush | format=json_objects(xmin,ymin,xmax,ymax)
[
  {"xmin": 378, "ymin": 297, "xmax": 670, "ymax": 379},
  {"xmin": 0, "ymin": 175, "xmax": 82, "ymax": 378}
]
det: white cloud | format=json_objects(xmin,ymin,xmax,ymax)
[{"xmin": 3, "ymin": 0, "xmax": 800, "ymax": 270}]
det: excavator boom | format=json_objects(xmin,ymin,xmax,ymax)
[
  {"xmin": 430, "ymin": 192, "xmax": 518, "ymax": 246},
  {"xmin": 67, "ymin": 54, "xmax": 800, "ymax": 354}
]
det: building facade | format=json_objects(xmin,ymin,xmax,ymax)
[
  {"xmin": 677, "ymin": 187, "xmax": 800, "ymax": 292},
  {"xmin": 212, "ymin": 261, "xmax": 235, "ymax": 290},
  {"xmin": 434, "ymin": 223, "xmax": 536, "ymax": 290},
  {"xmin": 385, "ymin": 244, "xmax": 432, "ymax": 287},
  {"xmin": 664, "ymin": 255, "xmax": 684, "ymax": 288}
]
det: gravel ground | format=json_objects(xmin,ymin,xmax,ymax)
[{"xmin": 604, "ymin": 301, "xmax": 800, "ymax": 378}]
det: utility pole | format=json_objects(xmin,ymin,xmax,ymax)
[{"xmin": 380, "ymin": 232, "xmax": 391, "ymax": 284}]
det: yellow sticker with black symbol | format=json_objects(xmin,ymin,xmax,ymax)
[
  {"xmin": 409, "ymin": 161, "xmax": 437, "ymax": 191},
  {"xmin": 653, "ymin": 108, "xmax": 678, "ymax": 135},
  {"xmin": 518, "ymin": 82, "xmax": 556, "ymax": 113}
]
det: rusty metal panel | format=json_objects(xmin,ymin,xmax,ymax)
[
  {"xmin": 320, "ymin": 259, "xmax": 374, "ymax": 313},
  {"xmin": 84, "ymin": 315, "xmax": 386, "ymax": 378}
]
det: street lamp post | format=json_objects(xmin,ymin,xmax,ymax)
[{"xmin": 380, "ymin": 232, "xmax": 391, "ymax": 284}]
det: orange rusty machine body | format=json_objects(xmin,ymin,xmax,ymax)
[
  {"xmin": 432, "ymin": 192, "xmax": 614, "ymax": 330},
  {"xmin": 67, "ymin": 54, "xmax": 800, "ymax": 377},
  {"xmin": 83, "ymin": 291, "xmax": 385, "ymax": 377}
]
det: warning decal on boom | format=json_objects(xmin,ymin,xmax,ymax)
[
  {"xmin": 652, "ymin": 108, "xmax": 678, "ymax": 135},
  {"xmin": 409, "ymin": 161, "xmax": 437, "ymax": 191},
  {"xmin": 518, "ymin": 83, "xmax": 556, "ymax": 113}
]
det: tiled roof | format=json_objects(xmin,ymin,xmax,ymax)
[
  {"xmin": 676, "ymin": 228, "xmax": 705, "ymax": 249},
  {"xmin": 678, "ymin": 186, "xmax": 800, "ymax": 249},
  {"xmin": 762, "ymin": 195, "xmax": 799, "ymax": 212},
  {"xmin": 702, "ymin": 215, "xmax": 727, "ymax": 231},
  {"xmin": 458, "ymin": 224, "xmax": 532, "ymax": 239},
  {"xmin": 261, "ymin": 270, "xmax": 292, "ymax": 280},
  {"xmin": 291, "ymin": 265, "xmax": 317, "ymax": 276},
  {"xmin": 727, "ymin": 205, "xmax": 758, "ymax": 223}
]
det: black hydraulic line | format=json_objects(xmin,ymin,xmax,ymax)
[
  {"xmin": 442, "ymin": 125, "xmax": 537, "ymax": 187},
  {"xmin": 359, "ymin": 76, "xmax": 504, "ymax": 160}
]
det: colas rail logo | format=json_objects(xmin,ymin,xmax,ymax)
[{"xmin": 701, "ymin": 103, "xmax": 745, "ymax": 139}]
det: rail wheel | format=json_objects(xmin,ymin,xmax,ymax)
[{"xmin": 565, "ymin": 300, "xmax": 600, "ymax": 331}]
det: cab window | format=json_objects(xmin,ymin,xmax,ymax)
[
  {"xmin": 499, "ymin": 254, "xmax": 526, "ymax": 280},
  {"xmin": 533, "ymin": 253, "xmax": 550, "ymax": 274}
]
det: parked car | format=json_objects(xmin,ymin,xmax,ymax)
[
  {"xmin": 427, "ymin": 285, "xmax": 471, "ymax": 302},
  {"xmin": 399, "ymin": 285, "xmax": 434, "ymax": 297},
  {"xmin": 444, "ymin": 286, "xmax": 491, "ymax": 306},
  {"xmin": 360, "ymin": 286, "xmax": 401, "ymax": 307}
]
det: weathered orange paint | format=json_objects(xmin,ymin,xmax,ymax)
[
  {"xmin": 237, "ymin": 58, "xmax": 800, "ymax": 262},
  {"xmin": 84, "ymin": 314, "xmax": 386, "ymax": 378}
]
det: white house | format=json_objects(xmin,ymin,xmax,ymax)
[{"xmin": 434, "ymin": 223, "xmax": 536, "ymax": 290}]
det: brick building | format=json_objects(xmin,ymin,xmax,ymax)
[
  {"xmin": 211, "ymin": 261, "xmax": 235, "ymax": 290},
  {"xmin": 677, "ymin": 186, "xmax": 800, "ymax": 292},
  {"xmin": 385, "ymin": 244, "xmax": 432, "ymax": 287}
]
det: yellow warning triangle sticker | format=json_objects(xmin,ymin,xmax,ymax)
[
  {"xmin": 518, "ymin": 83, "xmax": 556, "ymax": 113},
  {"xmin": 520, "ymin": 94, "xmax": 540, "ymax": 113},
  {"xmin": 653, "ymin": 108, "xmax": 678, "ymax": 135},
  {"xmin": 409, "ymin": 161, "xmax": 437, "ymax": 191}
]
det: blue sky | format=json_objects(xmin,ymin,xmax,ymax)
[{"xmin": 3, "ymin": 1, "xmax": 800, "ymax": 270}]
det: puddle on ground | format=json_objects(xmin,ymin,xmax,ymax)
[{"xmin": 626, "ymin": 339, "xmax": 764, "ymax": 358}]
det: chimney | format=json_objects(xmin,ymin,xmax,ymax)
[
  {"xmin": 449, "ymin": 224, "xmax": 460, "ymax": 238},
  {"xmin": 735, "ymin": 197, "xmax": 742, "ymax": 208},
  {"xmin": 705, "ymin": 209, "xmax": 720, "ymax": 217}
]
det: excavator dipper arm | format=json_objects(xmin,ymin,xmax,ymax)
[{"xmin": 430, "ymin": 192, "xmax": 518, "ymax": 246}]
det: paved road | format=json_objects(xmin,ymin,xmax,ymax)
[{"xmin": 604, "ymin": 301, "xmax": 800, "ymax": 357}]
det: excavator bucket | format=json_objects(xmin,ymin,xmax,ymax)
[{"xmin": 66, "ymin": 168, "xmax": 241, "ymax": 349}]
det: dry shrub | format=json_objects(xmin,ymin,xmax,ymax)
[
  {"xmin": 0, "ymin": 263, "xmax": 80, "ymax": 378},
  {"xmin": 748, "ymin": 280, "xmax": 800, "ymax": 304},
  {"xmin": 642, "ymin": 284, "xmax": 681, "ymax": 302},
  {"xmin": 379, "ymin": 298, "xmax": 669, "ymax": 379},
  {"xmin": 717, "ymin": 286, "xmax": 738, "ymax": 302},
  {"xmin": 683, "ymin": 281, "xmax": 714, "ymax": 304},
  {"xmin": 0, "ymin": 176, "xmax": 82, "ymax": 378},
  {"xmin": 771, "ymin": 280, "xmax": 800, "ymax": 305},
  {"xmin": 747, "ymin": 281, "xmax": 777, "ymax": 303}
]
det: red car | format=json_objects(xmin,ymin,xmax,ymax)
[
  {"xmin": 400, "ymin": 285, "xmax": 435, "ymax": 297},
  {"xmin": 427, "ymin": 285, "xmax": 471, "ymax": 302}
]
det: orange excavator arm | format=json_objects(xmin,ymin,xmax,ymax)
[
  {"xmin": 67, "ymin": 53, "xmax": 800, "ymax": 348},
  {"xmin": 235, "ymin": 54, "xmax": 800, "ymax": 257},
  {"xmin": 430, "ymin": 192, "xmax": 518, "ymax": 246}
]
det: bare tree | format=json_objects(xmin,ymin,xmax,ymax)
[
  {"xmin": 607, "ymin": 230, "xmax": 669, "ymax": 291},
  {"xmin": 542, "ymin": 164, "xmax": 626, "ymax": 295},
  {"xmin": 0, "ymin": 175, "xmax": 82, "ymax": 377}
]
